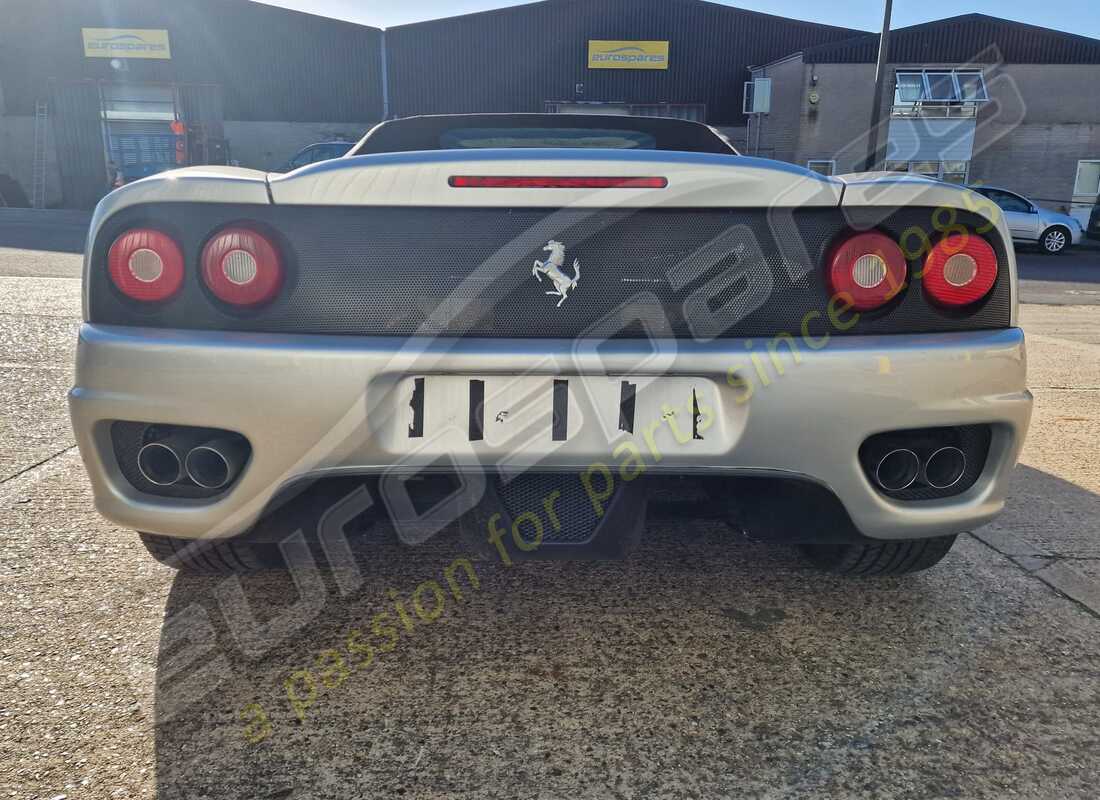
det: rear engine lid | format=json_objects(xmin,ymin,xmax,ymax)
[{"xmin": 266, "ymin": 149, "xmax": 843, "ymax": 209}]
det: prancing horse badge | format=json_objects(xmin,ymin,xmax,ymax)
[{"xmin": 531, "ymin": 240, "xmax": 580, "ymax": 308}]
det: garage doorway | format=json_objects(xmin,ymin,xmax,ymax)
[{"xmin": 49, "ymin": 80, "xmax": 226, "ymax": 208}]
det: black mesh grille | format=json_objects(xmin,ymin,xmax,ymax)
[
  {"xmin": 494, "ymin": 473, "xmax": 605, "ymax": 544},
  {"xmin": 859, "ymin": 425, "xmax": 992, "ymax": 501},
  {"xmin": 110, "ymin": 421, "xmax": 249, "ymax": 500},
  {"xmin": 88, "ymin": 203, "xmax": 1012, "ymax": 339}
]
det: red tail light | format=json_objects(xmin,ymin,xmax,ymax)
[
  {"xmin": 826, "ymin": 231, "xmax": 908, "ymax": 311},
  {"xmin": 107, "ymin": 229, "xmax": 184, "ymax": 302},
  {"xmin": 448, "ymin": 176, "xmax": 668, "ymax": 188},
  {"xmin": 922, "ymin": 233, "xmax": 998, "ymax": 307},
  {"xmin": 200, "ymin": 227, "xmax": 283, "ymax": 307}
]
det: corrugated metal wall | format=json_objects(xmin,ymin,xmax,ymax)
[
  {"xmin": 177, "ymin": 84, "xmax": 225, "ymax": 125},
  {"xmin": 384, "ymin": 0, "xmax": 863, "ymax": 124},
  {"xmin": 1, "ymin": 0, "xmax": 385, "ymax": 121},
  {"xmin": 48, "ymin": 81, "xmax": 108, "ymax": 210},
  {"xmin": 804, "ymin": 14, "xmax": 1100, "ymax": 64},
  {"xmin": 8, "ymin": 0, "xmax": 1100, "ymax": 210},
  {"xmin": 8, "ymin": 2, "xmax": 1096, "ymax": 128}
]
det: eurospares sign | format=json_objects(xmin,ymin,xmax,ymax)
[
  {"xmin": 82, "ymin": 28, "xmax": 172, "ymax": 59},
  {"xmin": 587, "ymin": 40, "xmax": 669, "ymax": 69}
]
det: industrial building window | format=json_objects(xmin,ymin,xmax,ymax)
[
  {"xmin": 894, "ymin": 73, "xmax": 925, "ymax": 104},
  {"xmin": 1074, "ymin": 160, "xmax": 1100, "ymax": 196},
  {"xmin": 883, "ymin": 160, "xmax": 970, "ymax": 184},
  {"xmin": 956, "ymin": 72, "xmax": 989, "ymax": 101},
  {"xmin": 910, "ymin": 161, "xmax": 942, "ymax": 178},
  {"xmin": 806, "ymin": 160, "xmax": 835, "ymax": 176},
  {"xmin": 941, "ymin": 161, "xmax": 970, "ymax": 184},
  {"xmin": 893, "ymin": 71, "xmax": 988, "ymax": 116},
  {"xmin": 924, "ymin": 73, "xmax": 958, "ymax": 102}
]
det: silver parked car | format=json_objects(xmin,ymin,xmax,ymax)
[{"xmin": 969, "ymin": 186, "xmax": 1084, "ymax": 254}]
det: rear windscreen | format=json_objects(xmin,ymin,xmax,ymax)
[
  {"xmin": 351, "ymin": 115, "xmax": 737, "ymax": 155},
  {"xmin": 439, "ymin": 127, "xmax": 657, "ymax": 150}
]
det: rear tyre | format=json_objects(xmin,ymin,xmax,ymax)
[
  {"xmin": 799, "ymin": 534, "xmax": 957, "ymax": 576},
  {"xmin": 1040, "ymin": 226, "xmax": 1070, "ymax": 255},
  {"xmin": 139, "ymin": 532, "xmax": 279, "ymax": 574}
]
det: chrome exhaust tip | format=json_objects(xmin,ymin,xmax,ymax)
[
  {"xmin": 874, "ymin": 448, "xmax": 921, "ymax": 491},
  {"xmin": 137, "ymin": 441, "xmax": 183, "ymax": 486},
  {"xmin": 185, "ymin": 436, "xmax": 248, "ymax": 490},
  {"xmin": 923, "ymin": 446, "xmax": 967, "ymax": 489}
]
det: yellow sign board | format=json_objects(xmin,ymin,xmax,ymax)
[
  {"xmin": 588, "ymin": 40, "xmax": 669, "ymax": 70},
  {"xmin": 82, "ymin": 28, "xmax": 171, "ymax": 59}
]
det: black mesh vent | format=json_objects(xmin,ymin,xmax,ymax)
[
  {"xmin": 859, "ymin": 425, "xmax": 992, "ymax": 501},
  {"xmin": 494, "ymin": 473, "xmax": 606, "ymax": 544},
  {"xmin": 88, "ymin": 203, "xmax": 1012, "ymax": 339},
  {"xmin": 110, "ymin": 421, "xmax": 249, "ymax": 500}
]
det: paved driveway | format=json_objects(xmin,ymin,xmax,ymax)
[{"xmin": 2, "ymin": 210, "xmax": 1098, "ymax": 799}]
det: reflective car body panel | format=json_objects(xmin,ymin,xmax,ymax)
[
  {"xmin": 71, "ymin": 324, "xmax": 1030, "ymax": 541},
  {"xmin": 71, "ymin": 147, "xmax": 1030, "ymax": 544}
]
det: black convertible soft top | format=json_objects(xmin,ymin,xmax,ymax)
[{"xmin": 349, "ymin": 113, "xmax": 738, "ymax": 156}]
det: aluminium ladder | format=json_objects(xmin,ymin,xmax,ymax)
[{"xmin": 31, "ymin": 100, "xmax": 48, "ymax": 209}]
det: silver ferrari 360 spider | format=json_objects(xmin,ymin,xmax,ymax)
[{"xmin": 69, "ymin": 114, "xmax": 1031, "ymax": 575}]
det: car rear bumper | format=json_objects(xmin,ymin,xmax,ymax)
[{"xmin": 69, "ymin": 323, "xmax": 1031, "ymax": 542}]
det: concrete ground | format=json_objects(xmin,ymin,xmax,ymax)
[
  {"xmin": 1014, "ymin": 244, "xmax": 1100, "ymax": 306},
  {"xmin": 1, "ymin": 210, "xmax": 1099, "ymax": 799}
]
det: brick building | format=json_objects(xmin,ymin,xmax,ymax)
[{"xmin": 747, "ymin": 15, "xmax": 1100, "ymax": 224}]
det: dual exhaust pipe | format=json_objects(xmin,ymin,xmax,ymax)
[
  {"xmin": 873, "ymin": 446, "xmax": 967, "ymax": 492},
  {"xmin": 137, "ymin": 432, "xmax": 248, "ymax": 490}
]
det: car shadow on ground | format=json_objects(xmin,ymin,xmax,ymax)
[
  {"xmin": 988, "ymin": 463, "xmax": 1100, "ymax": 555},
  {"xmin": 0, "ymin": 210, "xmax": 89, "ymax": 253},
  {"xmin": 148, "ymin": 465, "xmax": 1100, "ymax": 799},
  {"xmin": 1016, "ymin": 247, "xmax": 1100, "ymax": 283}
]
